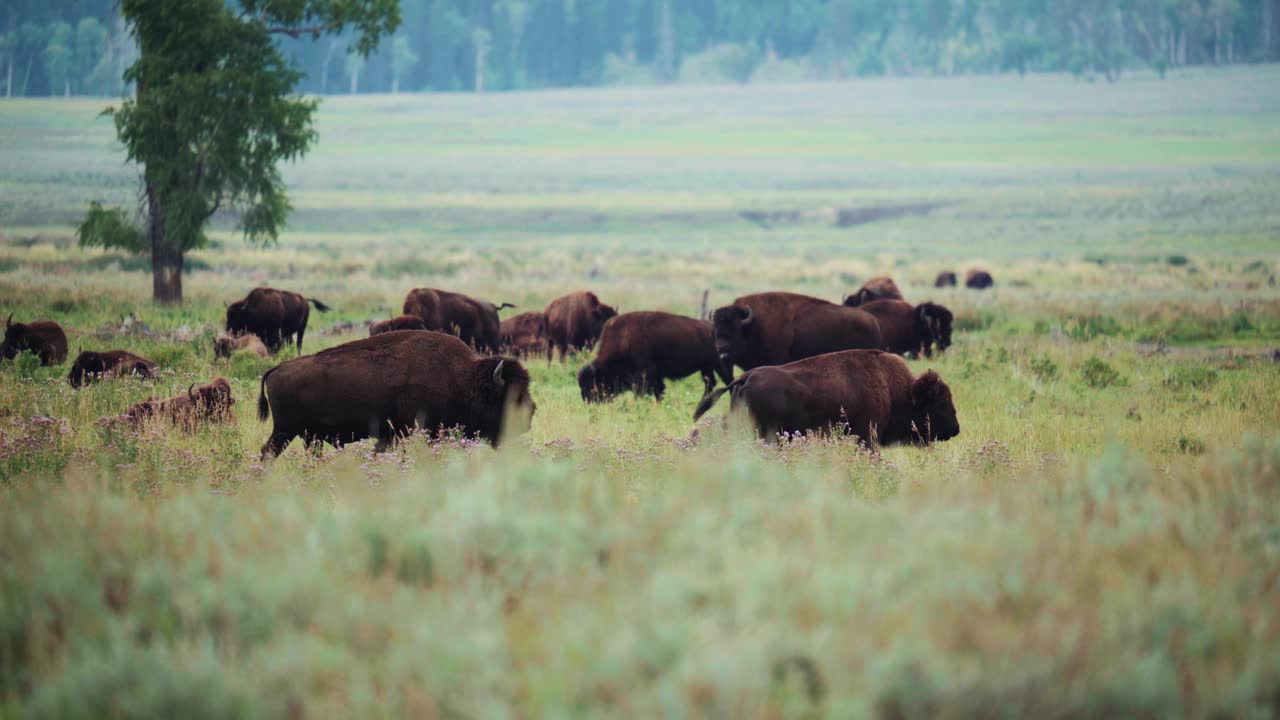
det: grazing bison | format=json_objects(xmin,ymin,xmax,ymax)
[
  {"xmin": 122, "ymin": 378, "xmax": 235, "ymax": 432},
  {"xmin": 965, "ymin": 269, "xmax": 994, "ymax": 289},
  {"xmin": 68, "ymin": 350, "xmax": 157, "ymax": 388},
  {"xmin": 843, "ymin": 276, "xmax": 904, "ymax": 307},
  {"xmin": 499, "ymin": 311, "xmax": 549, "ymax": 357},
  {"xmin": 934, "ymin": 271, "xmax": 957, "ymax": 288},
  {"xmin": 545, "ymin": 291, "xmax": 617, "ymax": 362},
  {"xmin": 402, "ymin": 288, "xmax": 516, "ymax": 353},
  {"xmin": 693, "ymin": 350, "xmax": 960, "ymax": 446},
  {"xmin": 369, "ymin": 315, "xmax": 428, "ymax": 336},
  {"xmin": 847, "ymin": 300, "xmax": 953, "ymax": 359},
  {"xmin": 226, "ymin": 287, "xmax": 330, "ymax": 354},
  {"xmin": 578, "ymin": 311, "xmax": 730, "ymax": 403},
  {"xmin": 257, "ymin": 330, "xmax": 535, "ymax": 458},
  {"xmin": 1, "ymin": 314, "xmax": 68, "ymax": 366},
  {"xmin": 214, "ymin": 333, "xmax": 271, "ymax": 359},
  {"xmin": 711, "ymin": 292, "xmax": 881, "ymax": 375}
]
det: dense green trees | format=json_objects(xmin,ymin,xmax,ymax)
[{"xmin": 4, "ymin": 0, "xmax": 1280, "ymax": 96}]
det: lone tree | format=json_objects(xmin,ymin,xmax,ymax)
[{"xmin": 78, "ymin": 0, "xmax": 399, "ymax": 304}]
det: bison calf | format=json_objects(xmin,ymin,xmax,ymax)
[
  {"xmin": 1, "ymin": 314, "xmax": 68, "ymax": 366},
  {"xmin": 122, "ymin": 378, "xmax": 235, "ymax": 432},
  {"xmin": 369, "ymin": 315, "xmax": 428, "ymax": 336},
  {"xmin": 68, "ymin": 350, "xmax": 157, "ymax": 388},
  {"xmin": 847, "ymin": 300, "xmax": 953, "ymax": 359},
  {"xmin": 214, "ymin": 333, "xmax": 271, "ymax": 359},
  {"xmin": 693, "ymin": 350, "xmax": 959, "ymax": 446},
  {"xmin": 578, "ymin": 311, "xmax": 729, "ymax": 403},
  {"xmin": 257, "ymin": 330, "xmax": 535, "ymax": 458}
]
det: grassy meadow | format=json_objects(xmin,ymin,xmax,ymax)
[{"xmin": 2, "ymin": 66, "xmax": 1280, "ymax": 717}]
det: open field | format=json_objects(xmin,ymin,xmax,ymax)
[{"xmin": 2, "ymin": 67, "xmax": 1280, "ymax": 716}]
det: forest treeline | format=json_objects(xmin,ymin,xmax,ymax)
[{"xmin": 5, "ymin": 0, "xmax": 1280, "ymax": 96}]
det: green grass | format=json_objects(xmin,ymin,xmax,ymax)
[{"xmin": 2, "ymin": 67, "xmax": 1280, "ymax": 716}]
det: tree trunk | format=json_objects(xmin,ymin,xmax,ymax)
[{"xmin": 146, "ymin": 183, "xmax": 183, "ymax": 304}]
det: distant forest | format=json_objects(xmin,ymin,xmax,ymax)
[{"xmin": 5, "ymin": 0, "xmax": 1280, "ymax": 96}]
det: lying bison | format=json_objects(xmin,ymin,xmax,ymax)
[
  {"xmin": 693, "ymin": 350, "xmax": 960, "ymax": 446},
  {"xmin": 403, "ymin": 288, "xmax": 516, "ymax": 353},
  {"xmin": 1, "ymin": 314, "xmax": 68, "ymax": 366},
  {"xmin": 711, "ymin": 292, "xmax": 881, "ymax": 375},
  {"xmin": 545, "ymin": 291, "xmax": 617, "ymax": 362},
  {"xmin": 226, "ymin": 287, "xmax": 330, "ymax": 354},
  {"xmin": 369, "ymin": 315, "xmax": 428, "ymax": 336},
  {"xmin": 934, "ymin": 271, "xmax": 957, "ymax": 288},
  {"xmin": 578, "ymin": 311, "xmax": 729, "ymax": 403},
  {"xmin": 122, "ymin": 378, "xmax": 235, "ymax": 431},
  {"xmin": 846, "ymin": 300, "xmax": 953, "ymax": 358},
  {"xmin": 68, "ymin": 350, "xmax": 157, "ymax": 388},
  {"xmin": 499, "ymin": 311, "xmax": 548, "ymax": 357},
  {"xmin": 214, "ymin": 333, "xmax": 271, "ymax": 359},
  {"xmin": 257, "ymin": 331, "xmax": 535, "ymax": 457},
  {"xmin": 965, "ymin": 269, "xmax": 994, "ymax": 289},
  {"xmin": 843, "ymin": 276, "xmax": 904, "ymax": 307}
]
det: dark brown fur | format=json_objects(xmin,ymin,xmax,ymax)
[
  {"xmin": 257, "ymin": 331, "xmax": 535, "ymax": 458},
  {"xmin": 693, "ymin": 350, "xmax": 959, "ymax": 446},
  {"xmin": 578, "ymin": 311, "xmax": 731, "ymax": 403},
  {"xmin": 847, "ymin": 299, "xmax": 953, "ymax": 358},
  {"xmin": 369, "ymin": 315, "xmax": 428, "ymax": 336},
  {"xmin": 711, "ymin": 292, "xmax": 882, "ymax": 375},
  {"xmin": 544, "ymin": 291, "xmax": 617, "ymax": 362},
  {"xmin": 843, "ymin": 276, "xmax": 904, "ymax": 307},
  {"xmin": 68, "ymin": 350, "xmax": 157, "ymax": 388},
  {"xmin": 402, "ymin": 288, "xmax": 515, "ymax": 353},
  {"xmin": 934, "ymin": 271, "xmax": 957, "ymax": 288},
  {"xmin": 226, "ymin": 287, "xmax": 330, "ymax": 354},
  {"xmin": 965, "ymin": 269, "xmax": 994, "ymax": 289},
  {"xmin": 123, "ymin": 378, "xmax": 235, "ymax": 432},
  {"xmin": 499, "ymin": 311, "xmax": 549, "ymax": 357},
  {"xmin": 1, "ymin": 315, "xmax": 68, "ymax": 366}
]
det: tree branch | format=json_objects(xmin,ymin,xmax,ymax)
[{"xmin": 263, "ymin": 21, "xmax": 342, "ymax": 38}]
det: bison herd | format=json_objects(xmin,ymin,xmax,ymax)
[{"xmin": 3, "ymin": 270, "xmax": 993, "ymax": 455}]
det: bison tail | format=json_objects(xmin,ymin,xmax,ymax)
[
  {"xmin": 258, "ymin": 367, "xmax": 276, "ymax": 422},
  {"xmin": 308, "ymin": 298, "xmax": 331, "ymax": 312},
  {"xmin": 495, "ymin": 302, "xmax": 517, "ymax": 311},
  {"xmin": 692, "ymin": 381, "xmax": 738, "ymax": 422}
]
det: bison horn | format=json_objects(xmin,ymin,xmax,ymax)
[
  {"xmin": 4, "ymin": 313, "xmax": 10, "ymax": 329},
  {"xmin": 740, "ymin": 306, "xmax": 754, "ymax": 325},
  {"xmin": 493, "ymin": 360, "xmax": 505, "ymax": 387},
  {"xmin": 187, "ymin": 383, "xmax": 196, "ymax": 401}
]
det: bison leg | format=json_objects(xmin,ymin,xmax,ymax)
[
  {"xmin": 260, "ymin": 430, "xmax": 295, "ymax": 460},
  {"xmin": 648, "ymin": 371, "xmax": 667, "ymax": 401},
  {"xmin": 296, "ymin": 326, "xmax": 306, "ymax": 354}
]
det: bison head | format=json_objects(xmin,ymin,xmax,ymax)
[
  {"xmin": 915, "ymin": 302, "xmax": 954, "ymax": 356},
  {"xmin": 193, "ymin": 378, "xmax": 235, "ymax": 419},
  {"xmin": 711, "ymin": 304, "xmax": 754, "ymax": 371},
  {"xmin": 910, "ymin": 370, "xmax": 959, "ymax": 443},
  {"xmin": 68, "ymin": 351, "xmax": 109, "ymax": 388},
  {"xmin": 225, "ymin": 300, "xmax": 249, "ymax": 335},
  {"xmin": 479, "ymin": 358, "xmax": 535, "ymax": 444},
  {"xmin": 842, "ymin": 288, "xmax": 875, "ymax": 307},
  {"xmin": 214, "ymin": 335, "xmax": 237, "ymax": 358},
  {"xmin": 1, "ymin": 313, "xmax": 28, "ymax": 360},
  {"xmin": 589, "ymin": 302, "xmax": 617, "ymax": 340}
]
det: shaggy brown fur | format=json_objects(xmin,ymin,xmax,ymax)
[
  {"xmin": 843, "ymin": 276, "xmax": 904, "ymax": 306},
  {"xmin": 965, "ymin": 269, "xmax": 994, "ymax": 289},
  {"xmin": 68, "ymin": 350, "xmax": 157, "ymax": 388},
  {"xmin": 693, "ymin": 350, "xmax": 960, "ymax": 446},
  {"xmin": 123, "ymin": 378, "xmax": 235, "ymax": 432},
  {"xmin": 369, "ymin": 315, "xmax": 429, "ymax": 336},
  {"xmin": 578, "ymin": 311, "xmax": 730, "ymax": 403},
  {"xmin": 499, "ymin": 311, "xmax": 549, "ymax": 357},
  {"xmin": 214, "ymin": 334, "xmax": 271, "ymax": 359},
  {"xmin": 544, "ymin": 291, "xmax": 617, "ymax": 362},
  {"xmin": 226, "ymin": 287, "xmax": 329, "ymax": 354},
  {"xmin": 853, "ymin": 300, "xmax": 954, "ymax": 358},
  {"xmin": 402, "ymin": 288, "xmax": 515, "ymax": 353},
  {"xmin": 1, "ymin": 315, "xmax": 68, "ymax": 366},
  {"xmin": 711, "ymin": 292, "xmax": 882, "ymax": 375},
  {"xmin": 934, "ymin": 271, "xmax": 957, "ymax": 287}
]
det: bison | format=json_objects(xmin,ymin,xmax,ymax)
[
  {"xmin": 965, "ymin": 269, "xmax": 994, "ymax": 289},
  {"xmin": 499, "ymin": 311, "xmax": 549, "ymax": 357},
  {"xmin": 122, "ymin": 378, "xmax": 235, "ymax": 432},
  {"xmin": 68, "ymin": 350, "xmax": 157, "ymax": 388},
  {"xmin": 1, "ymin": 314, "xmax": 68, "ymax": 366},
  {"xmin": 934, "ymin": 271, "xmax": 957, "ymax": 288},
  {"xmin": 578, "ymin": 311, "xmax": 730, "ymax": 404},
  {"xmin": 226, "ymin": 287, "xmax": 330, "ymax": 354},
  {"xmin": 369, "ymin": 315, "xmax": 428, "ymax": 336},
  {"xmin": 843, "ymin": 276, "xmax": 904, "ymax": 307},
  {"xmin": 711, "ymin": 292, "xmax": 881, "ymax": 376},
  {"xmin": 693, "ymin": 350, "xmax": 960, "ymax": 446},
  {"xmin": 257, "ymin": 330, "xmax": 535, "ymax": 458},
  {"xmin": 545, "ymin": 291, "xmax": 617, "ymax": 362},
  {"xmin": 214, "ymin": 333, "xmax": 271, "ymax": 359},
  {"xmin": 402, "ymin": 288, "xmax": 516, "ymax": 353},
  {"xmin": 846, "ymin": 300, "xmax": 953, "ymax": 359}
]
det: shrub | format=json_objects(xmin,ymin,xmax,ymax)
[
  {"xmin": 1080, "ymin": 356, "xmax": 1123, "ymax": 388},
  {"xmin": 1064, "ymin": 314, "xmax": 1123, "ymax": 342},
  {"xmin": 1162, "ymin": 366, "xmax": 1218, "ymax": 391},
  {"xmin": 1175, "ymin": 433, "xmax": 1205, "ymax": 455},
  {"xmin": 1028, "ymin": 354, "xmax": 1058, "ymax": 381},
  {"xmin": 1166, "ymin": 254, "xmax": 1189, "ymax": 267},
  {"xmin": 15, "ymin": 350, "xmax": 42, "ymax": 379}
]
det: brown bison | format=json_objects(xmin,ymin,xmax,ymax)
[
  {"xmin": 499, "ymin": 311, "xmax": 549, "ymax": 357},
  {"xmin": 369, "ymin": 315, "xmax": 428, "ymax": 336},
  {"xmin": 693, "ymin": 350, "xmax": 960, "ymax": 446},
  {"xmin": 545, "ymin": 291, "xmax": 617, "ymax": 362},
  {"xmin": 711, "ymin": 292, "xmax": 881, "ymax": 376},
  {"xmin": 844, "ymin": 299, "xmax": 953, "ymax": 358},
  {"xmin": 934, "ymin": 271, "xmax": 957, "ymax": 288},
  {"xmin": 68, "ymin": 350, "xmax": 157, "ymax": 388},
  {"xmin": 1, "ymin": 314, "xmax": 68, "ymax": 366},
  {"xmin": 843, "ymin": 276, "xmax": 904, "ymax": 307},
  {"xmin": 402, "ymin": 288, "xmax": 516, "ymax": 353},
  {"xmin": 214, "ymin": 333, "xmax": 271, "ymax": 359},
  {"xmin": 578, "ymin": 311, "xmax": 731, "ymax": 403},
  {"xmin": 257, "ymin": 330, "xmax": 535, "ymax": 458},
  {"xmin": 965, "ymin": 269, "xmax": 994, "ymax": 289},
  {"xmin": 122, "ymin": 378, "xmax": 235, "ymax": 431},
  {"xmin": 226, "ymin": 287, "xmax": 330, "ymax": 354}
]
